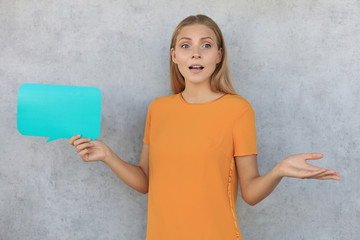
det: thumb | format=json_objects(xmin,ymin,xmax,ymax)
[{"xmin": 305, "ymin": 153, "xmax": 324, "ymax": 160}]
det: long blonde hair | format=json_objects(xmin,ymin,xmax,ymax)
[{"xmin": 170, "ymin": 14, "xmax": 238, "ymax": 95}]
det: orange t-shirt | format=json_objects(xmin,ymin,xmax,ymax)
[{"xmin": 143, "ymin": 91, "xmax": 258, "ymax": 240}]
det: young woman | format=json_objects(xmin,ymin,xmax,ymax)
[{"xmin": 69, "ymin": 14, "xmax": 340, "ymax": 240}]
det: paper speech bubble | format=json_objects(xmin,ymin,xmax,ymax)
[{"xmin": 17, "ymin": 83, "xmax": 102, "ymax": 143}]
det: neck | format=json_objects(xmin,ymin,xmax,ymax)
[
  {"xmin": 182, "ymin": 78, "xmax": 212, "ymax": 98},
  {"xmin": 181, "ymin": 82, "xmax": 224, "ymax": 104}
]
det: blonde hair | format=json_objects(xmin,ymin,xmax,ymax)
[{"xmin": 170, "ymin": 14, "xmax": 238, "ymax": 95}]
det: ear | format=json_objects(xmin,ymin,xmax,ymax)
[
  {"xmin": 216, "ymin": 48, "xmax": 223, "ymax": 64},
  {"xmin": 171, "ymin": 47, "xmax": 177, "ymax": 64}
]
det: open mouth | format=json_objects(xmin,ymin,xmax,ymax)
[{"xmin": 189, "ymin": 65, "xmax": 204, "ymax": 70}]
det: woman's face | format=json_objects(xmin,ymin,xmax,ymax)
[{"xmin": 171, "ymin": 24, "xmax": 222, "ymax": 85}]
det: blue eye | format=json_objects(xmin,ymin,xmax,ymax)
[
  {"xmin": 204, "ymin": 43, "xmax": 211, "ymax": 48},
  {"xmin": 181, "ymin": 44, "xmax": 189, "ymax": 48}
]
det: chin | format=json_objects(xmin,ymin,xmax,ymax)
[
  {"xmin": 186, "ymin": 79, "xmax": 209, "ymax": 85},
  {"xmin": 184, "ymin": 76, "xmax": 211, "ymax": 84}
]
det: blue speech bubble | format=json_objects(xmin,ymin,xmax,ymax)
[{"xmin": 17, "ymin": 83, "xmax": 102, "ymax": 142}]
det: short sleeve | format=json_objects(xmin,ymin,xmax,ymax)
[
  {"xmin": 142, "ymin": 100, "xmax": 154, "ymax": 145},
  {"xmin": 233, "ymin": 104, "xmax": 258, "ymax": 157}
]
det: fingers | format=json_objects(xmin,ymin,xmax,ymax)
[
  {"xmin": 69, "ymin": 134, "xmax": 94, "ymax": 162},
  {"xmin": 69, "ymin": 134, "xmax": 81, "ymax": 145},
  {"xmin": 317, "ymin": 174, "xmax": 341, "ymax": 180},
  {"xmin": 303, "ymin": 153, "xmax": 324, "ymax": 160},
  {"xmin": 79, "ymin": 148, "xmax": 89, "ymax": 161},
  {"xmin": 304, "ymin": 169, "xmax": 341, "ymax": 180},
  {"xmin": 300, "ymin": 168, "xmax": 327, "ymax": 179},
  {"xmin": 73, "ymin": 137, "xmax": 92, "ymax": 147},
  {"xmin": 76, "ymin": 142, "xmax": 93, "ymax": 153},
  {"xmin": 301, "ymin": 154, "xmax": 340, "ymax": 180},
  {"xmin": 313, "ymin": 170, "xmax": 341, "ymax": 180},
  {"xmin": 69, "ymin": 135, "xmax": 92, "ymax": 146}
]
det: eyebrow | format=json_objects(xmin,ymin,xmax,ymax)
[{"xmin": 177, "ymin": 36, "xmax": 214, "ymax": 42}]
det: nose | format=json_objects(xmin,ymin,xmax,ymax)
[
  {"xmin": 192, "ymin": 54, "xmax": 201, "ymax": 59},
  {"xmin": 192, "ymin": 47, "xmax": 201, "ymax": 59}
]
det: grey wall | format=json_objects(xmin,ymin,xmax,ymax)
[{"xmin": 1, "ymin": 0, "xmax": 359, "ymax": 239}]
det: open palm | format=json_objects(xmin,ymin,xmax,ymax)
[{"xmin": 276, "ymin": 153, "xmax": 340, "ymax": 180}]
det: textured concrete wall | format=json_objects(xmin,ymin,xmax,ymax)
[{"xmin": 1, "ymin": 0, "xmax": 359, "ymax": 239}]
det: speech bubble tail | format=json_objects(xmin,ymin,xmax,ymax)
[{"xmin": 46, "ymin": 137, "xmax": 57, "ymax": 143}]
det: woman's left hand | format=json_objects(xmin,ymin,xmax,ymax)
[{"xmin": 274, "ymin": 153, "xmax": 341, "ymax": 180}]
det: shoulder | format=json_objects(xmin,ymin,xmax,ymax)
[
  {"xmin": 147, "ymin": 93, "xmax": 178, "ymax": 109},
  {"xmin": 224, "ymin": 93, "xmax": 256, "ymax": 120},
  {"xmin": 226, "ymin": 93, "xmax": 252, "ymax": 105},
  {"xmin": 154, "ymin": 93, "xmax": 178, "ymax": 103},
  {"xmin": 225, "ymin": 93, "xmax": 254, "ymax": 114}
]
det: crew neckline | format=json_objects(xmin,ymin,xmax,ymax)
[{"xmin": 178, "ymin": 91, "xmax": 228, "ymax": 106}]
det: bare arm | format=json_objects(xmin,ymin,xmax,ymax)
[
  {"xmin": 104, "ymin": 143, "xmax": 149, "ymax": 194},
  {"xmin": 69, "ymin": 135, "xmax": 150, "ymax": 194},
  {"xmin": 236, "ymin": 154, "xmax": 281, "ymax": 206},
  {"xmin": 236, "ymin": 153, "xmax": 341, "ymax": 206}
]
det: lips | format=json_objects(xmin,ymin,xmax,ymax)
[{"xmin": 189, "ymin": 64, "xmax": 204, "ymax": 70}]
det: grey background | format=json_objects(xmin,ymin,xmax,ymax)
[{"xmin": 1, "ymin": 0, "xmax": 359, "ymax": 239}]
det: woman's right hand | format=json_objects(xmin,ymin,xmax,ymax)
[{"xmin": 69, "ymin": 134, "xmax": 112, "ymax": 162}]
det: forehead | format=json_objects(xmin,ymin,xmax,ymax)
[{"xmin": 177, "ymin": 24, "xmax": 216, "ymax": 41}]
